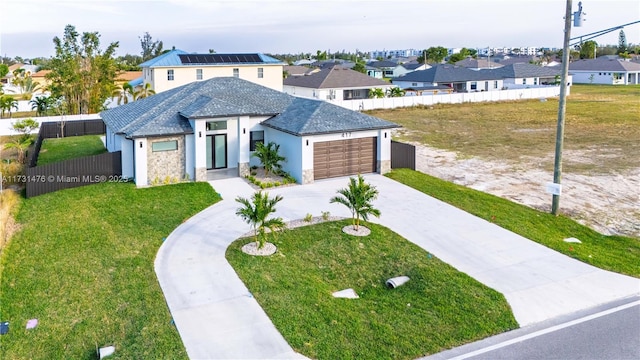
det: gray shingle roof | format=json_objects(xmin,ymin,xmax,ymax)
[
  {"xmin": 283, "ymin": 66, "xmax": 391, "ymax": 89},
  {"xmin": 262, "ymin": 98, "xmax": 397, "ymax": 136},
  {"xmin": 100, "ymin": 77, "xmax": 398, "ymax": 138},
  {"xmin": 569, "ymin": 58, "xmax": 640, "ymax": 71},
  {"xmin": 394, "ymin": 63, "xmax": 560, "ymax": 83}
]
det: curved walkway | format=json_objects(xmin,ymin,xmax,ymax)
[{"xmin": 155, "ymin": 175, "xmax": 640, "ymax": 359}]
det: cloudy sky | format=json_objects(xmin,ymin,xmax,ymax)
[{"xmin": 1, "ymin": 0, "xmax": 638, "ymax": 59}]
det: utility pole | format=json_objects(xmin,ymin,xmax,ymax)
[{"xmin": 551, "ymin": 0, "xmax": 584, "ymax": 215}]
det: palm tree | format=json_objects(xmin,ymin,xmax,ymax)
[
  {"xmin": 330, "ymin": 174, "xmax": 381, "ymax": 231},
  {"xmin": 133, "ymin": 82, "xmax": 155, "ymax": 100},
  {"xmin": 20, "ymin": 76, "xmax": 41, "ymax": 100},
  {"xmin": 235, "ymin": 191, "xmax": 286, "ymax": 249},
  {"xmin": 3, "ymin": 136, "xmax": 34, "ymax": 163},
  {"xmin": 252, "ymin": 141, "xmax": 286, "ymax": 177},
  {"xmin": 0, "ymin": 95, "xmax": 18, "ymax": 118},
  {"xmin": 386, "ymin": 87, "xmax": 406, "ymax": 98},
  {"xmin": 368, "ymin": 88, "xmax": 385, "ymax": 99},
  {"xmin": 112, "ymin": 83, "xmax": 135, "ymax": 105},
  {"xmin": 30, "ymin": 96, "xmax": 53, "ymax": 116}
]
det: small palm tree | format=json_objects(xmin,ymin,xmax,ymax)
[
  {"xmin": 30, "ymin": 96, "xmax": 53, "ymax": 116},
  {"xmin": 386, "ymin": 87, "xmax": 406, "ymax": 98},
  {"xmin": 0, "ymin": 95, "xmax": 18, "ymax": 118},
  {"xmin": 330, "ymin": 174, "xmax": 381, "ymax": 231},
  {"xmin": 368, "ymin": 88, "xmax": 385, "ymax": 98},
  {"xmin": 3, "ymin": 136, "xmax": 34, "ymax": 163},
  {"xmin": 235, "ymin": 191, "xmax": 286, "ymax": 249},
  {"xmin": 252, "ymin": 141, "xmax": 286, "ymax": 177},
  {"xmin": 112, "ymin": 83, "xmax": 135, "ymax": 105},
  {"xmin": 133, "ymin": 82, "xmax": 156, "ymax": 100}
]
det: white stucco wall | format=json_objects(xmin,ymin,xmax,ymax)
[
  {"xmin": 105, "ymin": 127, "xmax": 118, "ymax": 152},
  {"xmin": 185, "ymin": 133, "xmax": 195, "ymax": 180},
  {"xmin": 134, "ymin": 138, "xmax": 148, "ymax": 187},
  {"xmin": 265, "ymin": 129, "xmax": 304, "ymax": 182},
  {"xmin": 570, "ymin": 71, "xmax": 627, "ymax": 85},
  {"xmin": 120, "ymin": 136, "xmax": 134, "ymax": 179},
  {"xmin": 191, "ymin": 119, "xmax": 207, "ymax": 172},
  {"xmin": 143, "ymin": 64, "xmax": 283, "ymax": 93},
  {"xmin": 283, "ymin": 85, "xmax": 394, "ymax": 101}
]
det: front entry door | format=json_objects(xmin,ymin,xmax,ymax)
[{"xmin": 206, "ymin": 134, "xmax": 227, "ymax": 169}]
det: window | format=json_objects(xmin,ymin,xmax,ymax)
[
  {"xmin": 257, "ymin": 67, "xmax": 264, "ymax": 78},
  {"xmin": 152, "ymin": 140, "xmax": 178, "ymax": 152},
  {"xmin": 167, "ymin": 69, "xmax": 174, "ymax": 81},
  {"xmin": 470, "ymin": 82, "xmax": 477, "ymax": 90},
  {"xmin": 494, "ymin": 81, "xmax": 498, "ymax": 89},
  {"xmin": 196, "ymin": 69, "xmax": 203, "ymax": 80},
  {"xmin": 206, "ymin": 121, "xmax": 227, "ymax": 131},
  {"xmin": 534, "ymin": 77, "xmax": 538, "ymax": 85},
  {"xmin": 412, "ymin": 82, "xmax": 418, "ymax": 86},
  {"xmin": 233, "ymin": 68, "xmax": 239, "ymax": 78},
  {"xmin": 613, "ymin": 73, "xmax": 623, "ymax": 80},
  {"xmin": 250, "ymin": 130, "xmax": 264, "ymax": 151},
  {"xmin": 523, "ymin": 78, "xmax": 527, "ymax": 85}
]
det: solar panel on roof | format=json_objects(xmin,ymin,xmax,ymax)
[{"xmin": 179, "ymin": 54, "xmax": 263, "ymax": 64}]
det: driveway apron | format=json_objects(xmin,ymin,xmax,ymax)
[{"xmin": 155, "ymin": 175, "xmax": 640, "ymax": 359}]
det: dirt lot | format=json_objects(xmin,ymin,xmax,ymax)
[{"xmin": 412, "ymin": 143, "xmax": 640, "ymax": 238}]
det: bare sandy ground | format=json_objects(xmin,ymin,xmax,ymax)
[{"xmin": 413, "ymin": 144, "xmax": 640, "ymax": 238}]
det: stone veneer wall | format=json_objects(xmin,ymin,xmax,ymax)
[
  {"xmin": 377, "ymin": 160, "xmax": 391, "ymax": 174},
  {"xmin": 238, "ymin": 162, "xmax": 250, "ymax": 178},
  {"xmin": 147, "ymin": 135, "xmax": 186, "ymax": 184},
  {"xmin": 302, "ymin": 169, "xmax": 314, "ymax": 184}
]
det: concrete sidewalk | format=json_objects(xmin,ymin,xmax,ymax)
[{"xmin": 155, "ymin": 175, "xmax": 640, "ymax": 359}]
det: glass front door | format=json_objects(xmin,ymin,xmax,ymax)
[{"xmin": 206, "ymin": 134, "xmax": 227, "ymax": 169}]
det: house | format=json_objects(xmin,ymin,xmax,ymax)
[
  {"xmin": 455, "ymin": 57, "xmax": 504, "ymax": 70},
  {"xmin": 367, "ymin": 60, "xmax": 409, "ymax": 78},
  {"xmin": 569, "ymin": 58, "xmax": 640, "ymax": 85},
  {"xmin": 116, "ymin": 71, "xmax": 143, "ymax": 87},
  {"xmin": 139, "ymin": 49, "xmax": 285, "ymax": 93},
  {"xmin": 393, "ymin": 64, "xmax": 505, "ymax": 92},
  {"xmin": 100, "ymin": 77, "xmax": 398, "ymax": 187},
  {"xmin": 283, "ymin": 65, "xmax": 319, "ymax": 77},
  {"xmin": 31, "ymin": 69, "xmax": 52, "ymax": 91},
  {"xmin": 493, "ymin": 63, "xmax": 563, "ymax": 86},
  {"xmin": 402, "ymin": 62, "xmax": 431, "ymax": 72},
  {"xmin": 283, "ymin": 66, "xmax": 395, "ymax": 101},
  {"xmin": 365, "ymin": 66, "xmax": 384, "ymax": 79}
]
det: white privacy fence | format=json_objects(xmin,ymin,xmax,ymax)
[
  {"xmin": 0, "ymin": 114, "xmax": 102, "ymax": 136},
  {"xmin": 329, "ymin": 86, "xmax": 566, "ymax": 111}
]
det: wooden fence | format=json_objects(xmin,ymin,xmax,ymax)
[
  {"xmin": 24, "ymin": 119, "xmax": 122, "ymax": 197},
  {"xmin": 25, "ymin": 152, "xmax": 122, "ymax": 198},
  {"xmin": 391, "ymin": 141, "xmax": 416, "ymax": 170}
]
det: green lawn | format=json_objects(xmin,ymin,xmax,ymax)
[
  {"xmin": 387, "ymin": 169, "xmax": 640, "ymax": 277},
  {"xmin": 0, "ymin": 182, "xmax": 220, "ymax": 359},
  {"xmin": 368, "ymin": 84, "xmax": 640, "ymax": 174},
  {"xmin": 227, "ymin": 220, "xmax": 518, "ymax": 360},
  {"xmin": 37, "ymin": 135, "xmax": 107, "ymax": 166}
]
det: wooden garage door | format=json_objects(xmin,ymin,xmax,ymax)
[{"xmin": 314, "ymin": 137, "xmax": 377, "ymax": 180}]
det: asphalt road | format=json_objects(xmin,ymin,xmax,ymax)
[{"xmin": 425, "ymin": 298, "xmax": 640, "ymax": 360}]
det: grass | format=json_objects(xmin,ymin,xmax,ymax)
[
  {"xmin": 227, "ymin": 220, "xmax": 518, "ymax": 360},
  {"xmin": 37, "ymin": 135, "xmax": 107, "ymax": 166},
  {"xmin": 0, "ymin": 182, "xmax": 220, "ymax": 359},
  {"xmin": 387, "ymin": 169, "xmax": 640, "ymax": 277},
  {"xmin": 368, "ymin": 84, "xmax": 640, "ymax": 174}
]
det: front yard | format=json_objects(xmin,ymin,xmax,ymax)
[
  {"xmin": 227, "ymin": 220, "xmax": 518, "ymax": 359},
  {"xmin": 0, "ymin": 182, "xmax": 219, "ymax": 359}
]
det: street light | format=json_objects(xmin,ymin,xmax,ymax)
[{"xmin": 551, "ymin": 0, "xmax": 585, "ymax": 215}]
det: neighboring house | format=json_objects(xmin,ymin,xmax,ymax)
[
  {"xmin": 455, "ymin": 57, "xmax": 504, "ymax": 70},
  {"xmin": 283, "ymin": 65, "xmax": 319, "ymax": 77},
  {"xmin": 283, "ymin": 66, "xmax": 395, "ymax": 100},
  {"xmin": 493, "ymin": 63, "xmax": 563, "ymax": 86},
  {"xmin": 116, "ymin": 71, "xmax": 143, "ymax": 87},
  {"xmin": 393, "ymin": 64, "xmax": 505, "ymax": 92},
  {"xmin": 402, "ymin": 62, "xmax": 431, "ymax": 72},
  {"xmin": 139, "ymin": 49, "xmax": 285, "ymax": 93},
  {"xmin": 367, "ymin": 60, "xmax": 405, "ymax": 78},
  {"xmin": 569, "ymin": 58, "xmax": 640, "ymax": 85},
  {"xmin": 393, "ymin": 63, "xmax": 563, "ymax": 92},
  {"xmin": 31, "ymin": 69, "xmax": 52, "ymax": 90},
  {"xmin": 100, "ymin": 77, "xmax": 398, "ymax": 187},
  {"xmin": 293, "ymin": 59, "xmax": 314, "ymax": 66},
  {"xmin": 366, "ymin": 66, "xmax": 384, "ymax": 79},
  {"xmin": 1, "ymin": 64, "xmax": 39, "ymax": 94}
]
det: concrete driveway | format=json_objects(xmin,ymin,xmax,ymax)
[{"xmin": 155, "ymin": 174, "xmax": 640, "ymax": 359}]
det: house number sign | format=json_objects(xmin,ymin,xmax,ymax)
[{"xmin": 341, "ymin": 132, "xmax": 352, "ymax": 138}]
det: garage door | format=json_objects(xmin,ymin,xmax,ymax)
[{"xmin": 314, "ymin": 137, "xmax": 377, "ymax": 180}]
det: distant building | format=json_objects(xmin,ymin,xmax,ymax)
[{"xmin": 369, "ymin": 49, "xmax": 422, "ymax": 59}]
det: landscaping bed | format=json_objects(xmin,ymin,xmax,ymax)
[{"xmin": 227, "ymin": 220, "xmax": 518, "ymax": 359}]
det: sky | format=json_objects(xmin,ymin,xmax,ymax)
[{"xmin": 0, "ymin": 0, "xmax": 639, "ymax": 59}]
